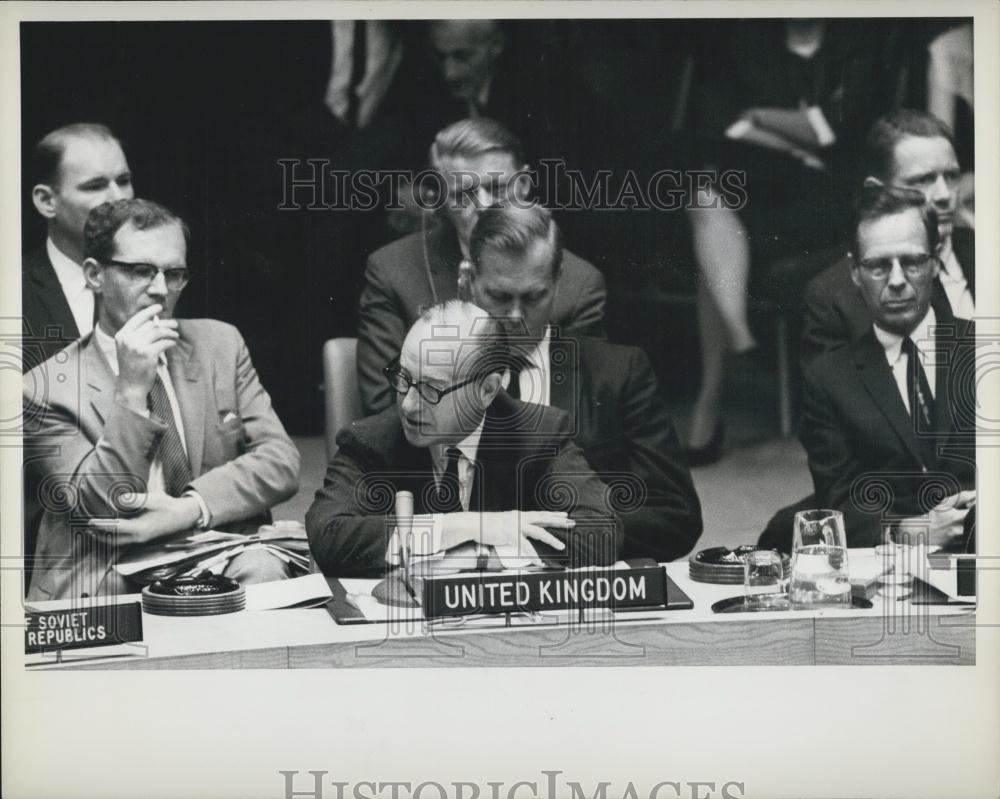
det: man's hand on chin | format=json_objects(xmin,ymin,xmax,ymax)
[{"xmin": 87, "ymin": 491, "xmax": 202, "ymax": 546}]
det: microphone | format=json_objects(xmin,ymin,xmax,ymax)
[{"xmin": 395, "ymin": 491, "xmax": 417, "ymax": 601}]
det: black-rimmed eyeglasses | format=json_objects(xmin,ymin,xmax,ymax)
[
  {"xmin": 101, "ymin": 258, "xmax": 190, "ymax": 291},
  {"xmin": 384, "ymin": 360, "xmax": 476, "ymax": 405}
]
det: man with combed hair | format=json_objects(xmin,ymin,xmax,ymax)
[
  {"xmin": 23, "ymin": 123, "xmax": 135, "ymax": 368},
  {"xmin": 24, "ymin": 199, "xmax": 300, "ymax": 599},
  {"xmin": 799, "ymin": 186, "xmax": 975, "ymax": 549},
  {"xmin": 802, "ymin": 109, "xmax": 973, "ymax": 364},
  {"xmin": 307, "ymin": 300, "xmax": 621, "ymax": 577},
  {"xmin": 465, "ymin": 204, "xmax": 702, "ymax": 562},
  {"xmin": 356, "ymin": 116, "xmax": 607, "ymax": 415}
]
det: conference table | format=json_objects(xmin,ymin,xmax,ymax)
[{"xmin": 25, "ymin": 551, "xmax": 976, "ymax": 670}]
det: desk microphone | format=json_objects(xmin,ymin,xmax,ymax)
[{"xmin": 395, "ymin": 491, "xmax": 417, "ymax": 601}]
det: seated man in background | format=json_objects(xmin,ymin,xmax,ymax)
[
  {"xmin": 800, "ymin": 186, "xmax": 975, "ymax": 550},
  {"xmin": 307, "ymin": 300, "xmax": 621, "ymax": 577},
  {"xmin": 24, "ymin": 199, "xmax": 300, "ymax": 600},
  {"xmin": 23, "ymin": 123, "xmax": 135, "ymax": 369},
  {"xmin": 465, "ymin": 204, "xmax": 703, "ymax": 562},
  {"xmin": 356, "ymin": 116, "xmax": 606, "ymax": 415},
  {"xmin": 801, "ymin": 109, "xmax": 973, "ymax": 365}
]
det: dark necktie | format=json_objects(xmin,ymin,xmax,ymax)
[
  {"xmin": 346, "ymin": 20, "xmax": 367, "ymax": 129},
  {"xmin": 506, "ymin": 360, "xmax": 523, "ymax": 400},
  {"xmin": 147, "ymin": 373, "xmax": 193, "ymax": 496},
  {"xmin": 902, "ymin": 337, "xmax": 935, "ymax": 430},
  {"xmin": 434, "ymin": 447, "xmax": 464, "ymax": 513}
]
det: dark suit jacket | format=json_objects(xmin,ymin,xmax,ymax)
[
  {"xmin": 305, "ymin": 392, "xmax": 622, "ymax": 577},
  {"xmin": 23, "ymin": 319, "xmax": 301, "ymax": 599},
  {"xmin": 801, "ymin": 227, "xmax": 975, "ymax": 366},
  {"xmin": 356, "ymin": 218, "xmax": 607, "ymax": 414},
  {"xmin": 800, "ymin": 319, "xmax": 976, "ymax": 547},
  {"xmin": 547, "ymin": 336, "xmax": 702, "ymax": 562},
  {"xmin": 22, "ymin": 246, "xmax": 82, "ymax": 371}
]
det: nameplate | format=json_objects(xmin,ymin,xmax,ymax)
[
  {"xmin": 421, "ymin": 566, "xmax": 668, "ymax": 618},
  {"xmin": 25, "ymin": 603, "xmax": 143, "ymax": 655}
]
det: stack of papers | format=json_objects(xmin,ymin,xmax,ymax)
[{"xmin": 114, "ymin": 522, "xmax": 312, "ymax": 582}]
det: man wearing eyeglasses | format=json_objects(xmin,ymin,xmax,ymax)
[
  {"xmin": 306, "ymin": 299, "xmax": 620, "ymax": 577},
  {"xmin": 799, "ymin": 186, "xmax": 975, "ymax": 549},
  {"xmin": 23, "ymin": 199, "xmax": 300, "ymax": 600},
  {"xmin": 801, "ymin": 109, "xmax": 974, "ymax": 365}
]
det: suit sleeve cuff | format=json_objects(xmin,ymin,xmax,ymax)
[
  {"xmin": 805, "ymin": 106, "xmax": 837, "ymax": 147},
  {"xmin": 183, "ymin": 489, "xmax": 212, "ymax": 529},
  {"xmin": 385, "ymin": 513, "xmax": 443, "ymax": 565}
]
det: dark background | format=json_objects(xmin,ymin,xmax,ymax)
[{"xmin": 21, "ymin": 19, "xmax": 958, "ymax": 433}]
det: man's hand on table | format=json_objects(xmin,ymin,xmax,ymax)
[
  {"xmin": 88, "ymin": 491, "xmax": 202, "ymax": 546},
  {"xmin": 440, "ymin": 510, "xmax": 571, "ymax": 552},
  {"xmin": 900, "ymin": 490, "xmax": 976, "ymax": 549}
]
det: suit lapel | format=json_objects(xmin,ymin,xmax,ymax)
[
  {"xmin": 423, "ymin": 219, "xmax": 462, "ymax": 306},
  {"xmin": 82, "ymin": 334, "xmax": 115, "ymax": 426},
  {"xmin": 25, "ymin": 248, "xmax": 80, "ymax": 339},
  {"xmin": 166, "ymin": 327, "xmax": 206, "ymax": 477},
  {"xmin": 952, "ymin": 228, "xmax": 975, "ymax": 299},
  {"xmin": 855, "ymin": 334, "xmax": 926, "ymax": 467}
]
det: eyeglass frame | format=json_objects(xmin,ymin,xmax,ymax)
[
  {"xmin": 856, "ymin": 252, "xmax": 938, "ymax": 280},
  {"xmin": 99, "ymin": 258, "xmax": 191, "ymax": 290},
  {"xmin": 383, "ymin": 359, "xmax": 479, "ymax": 405}
]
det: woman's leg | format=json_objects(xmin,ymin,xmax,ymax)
[{"xmin": 686, "ymin": 194, "xmax": 757, "ymax": 449}]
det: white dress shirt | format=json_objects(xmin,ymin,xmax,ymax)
[
  {"xmin": 47, "ymin": 237, "xmax": 94, "ymax": 337},
  {"xmin": 873, "ymin": 307, "xmax": 938, "ymax": 417},
  {"xmin": 94, "ymin": 323, "xmax": 210, "ymax": 524},
  {"xmin": 938, "ymin": 237, "xmax": 975, "ymax": 320}
]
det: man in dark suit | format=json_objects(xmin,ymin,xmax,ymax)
[
  {"xmin": 24, "ymin": 199, "xmax": 300, "ymax": 599},
  {"xmin": 465, "ymin": 204, "xmax": 702, "ymax": 562},
  {"xmin": 357, "ymin": 117, "xmax": 607, "ymax": 415},
  {"xmin": 308, "ymin": 300, "xmax": 620, "ymax": 577},
  {"xmin": 802, "ymin": 110, "xmax": 974, "ymax": 365},
  {"xmin": 800, "ymin": 187, "xmax": 975, "ymax": 549},
  {"xmin": 23, "ymin": 124, "xmax": 135, "ymax": 370}
]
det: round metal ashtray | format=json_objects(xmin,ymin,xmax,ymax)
[{"xmin": 141, "ymin": 575, "xmax": 246, "ymax": 616}]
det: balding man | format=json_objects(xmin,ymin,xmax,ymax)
[
  {"xmin": 24, "ymin": 123, "xmax": 135, "ymax": 368},
  {"xmin": 307, "ymin": 300, "xmax": 621, "ymax": 577}
]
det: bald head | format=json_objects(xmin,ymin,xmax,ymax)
[{"xmin": 396, "ymin": 300, "xmax": 508, "ymax": 447}]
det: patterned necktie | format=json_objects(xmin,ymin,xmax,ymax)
[
  {"xmin": 902, "ymin": 337, "xmax": 936, "ymax": 430},
  {"xmin": 147, "ymin": 373, "xmax": 193, "ymax": 496}
]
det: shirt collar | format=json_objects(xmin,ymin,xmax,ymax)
[
  {"xmin": 46, "ymin": 237, "xmax": 88, "ymax": 296},
  {"xmin": 520, "ymin": 327, "xmax": 551, "ymax": 372},
  {"xmin": 432, "ymin": 417, "xmax": 486, "ymax": 475},
  {"xmin": 93, "ymin": 322, "xmax": 120, "ymax": 375},
  {"xmin": 873, "ymin": 306, "xmax": 937, "ymax": 366}
]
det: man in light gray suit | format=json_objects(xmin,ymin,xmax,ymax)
[{"xmin": 24, "ymin": 199, "xmax": 300, "ymax": 600}]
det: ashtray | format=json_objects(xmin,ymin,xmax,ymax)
[
  {"xmin": 142, "ymin": 575, "xmax": 246, "ymax": 616},
  {"xmin": 689, "ymin": 546, "xmax": 790, "ymax": 585}
]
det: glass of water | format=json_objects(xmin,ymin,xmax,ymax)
[
  {"xmin": 790, "ymin": 509, "xmax": 851, "ymax": 609},
  {"xmin": 743, "ymin": 549, "xmax": 785, "ymax": 608}
]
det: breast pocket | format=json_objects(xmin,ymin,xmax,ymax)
[{"xmin": 207, "ymin": 411, "xmax": 246, "ymax": 463}]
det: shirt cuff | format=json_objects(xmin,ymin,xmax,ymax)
[
  {"xmin": 385, "ymin": 513, "xmax": 443, "ymax": 565},
  {"xmin": 183, "ymin": 489, "xmax": 212, "ymax": 530},
  {"xmin": 805, "ymin": 106, "xmax": 837, "ymax": 147}
]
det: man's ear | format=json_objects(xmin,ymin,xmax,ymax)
[
  {"xmin": 82, "ymin": 258, "xmax": 104, "ymax": 293},
  {"xmin": 31, "ymin": 184, "xmax": 57, "ymax": 219},
  {"xmin": 512, "ymin": 168, "xmax": 532, "ymax": 203},
  {"xmin": 479, "ymin": 372, "xmax": 502, "ymax": 406},
  {"xmin": 863, "ymin": 176, "xmax": 883, "ymax": 189},
  {"xmin": 850, "ymin": 260, "xmax": 862, "ymax": 288}
]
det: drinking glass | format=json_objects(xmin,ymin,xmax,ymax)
[
  {"xmin": 790, "ymin": 509, "xmax": 851, "ymax": 608},
  {"xmin": 744, "ymin": 550, "xmax": 785, "ymax": 600}
]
